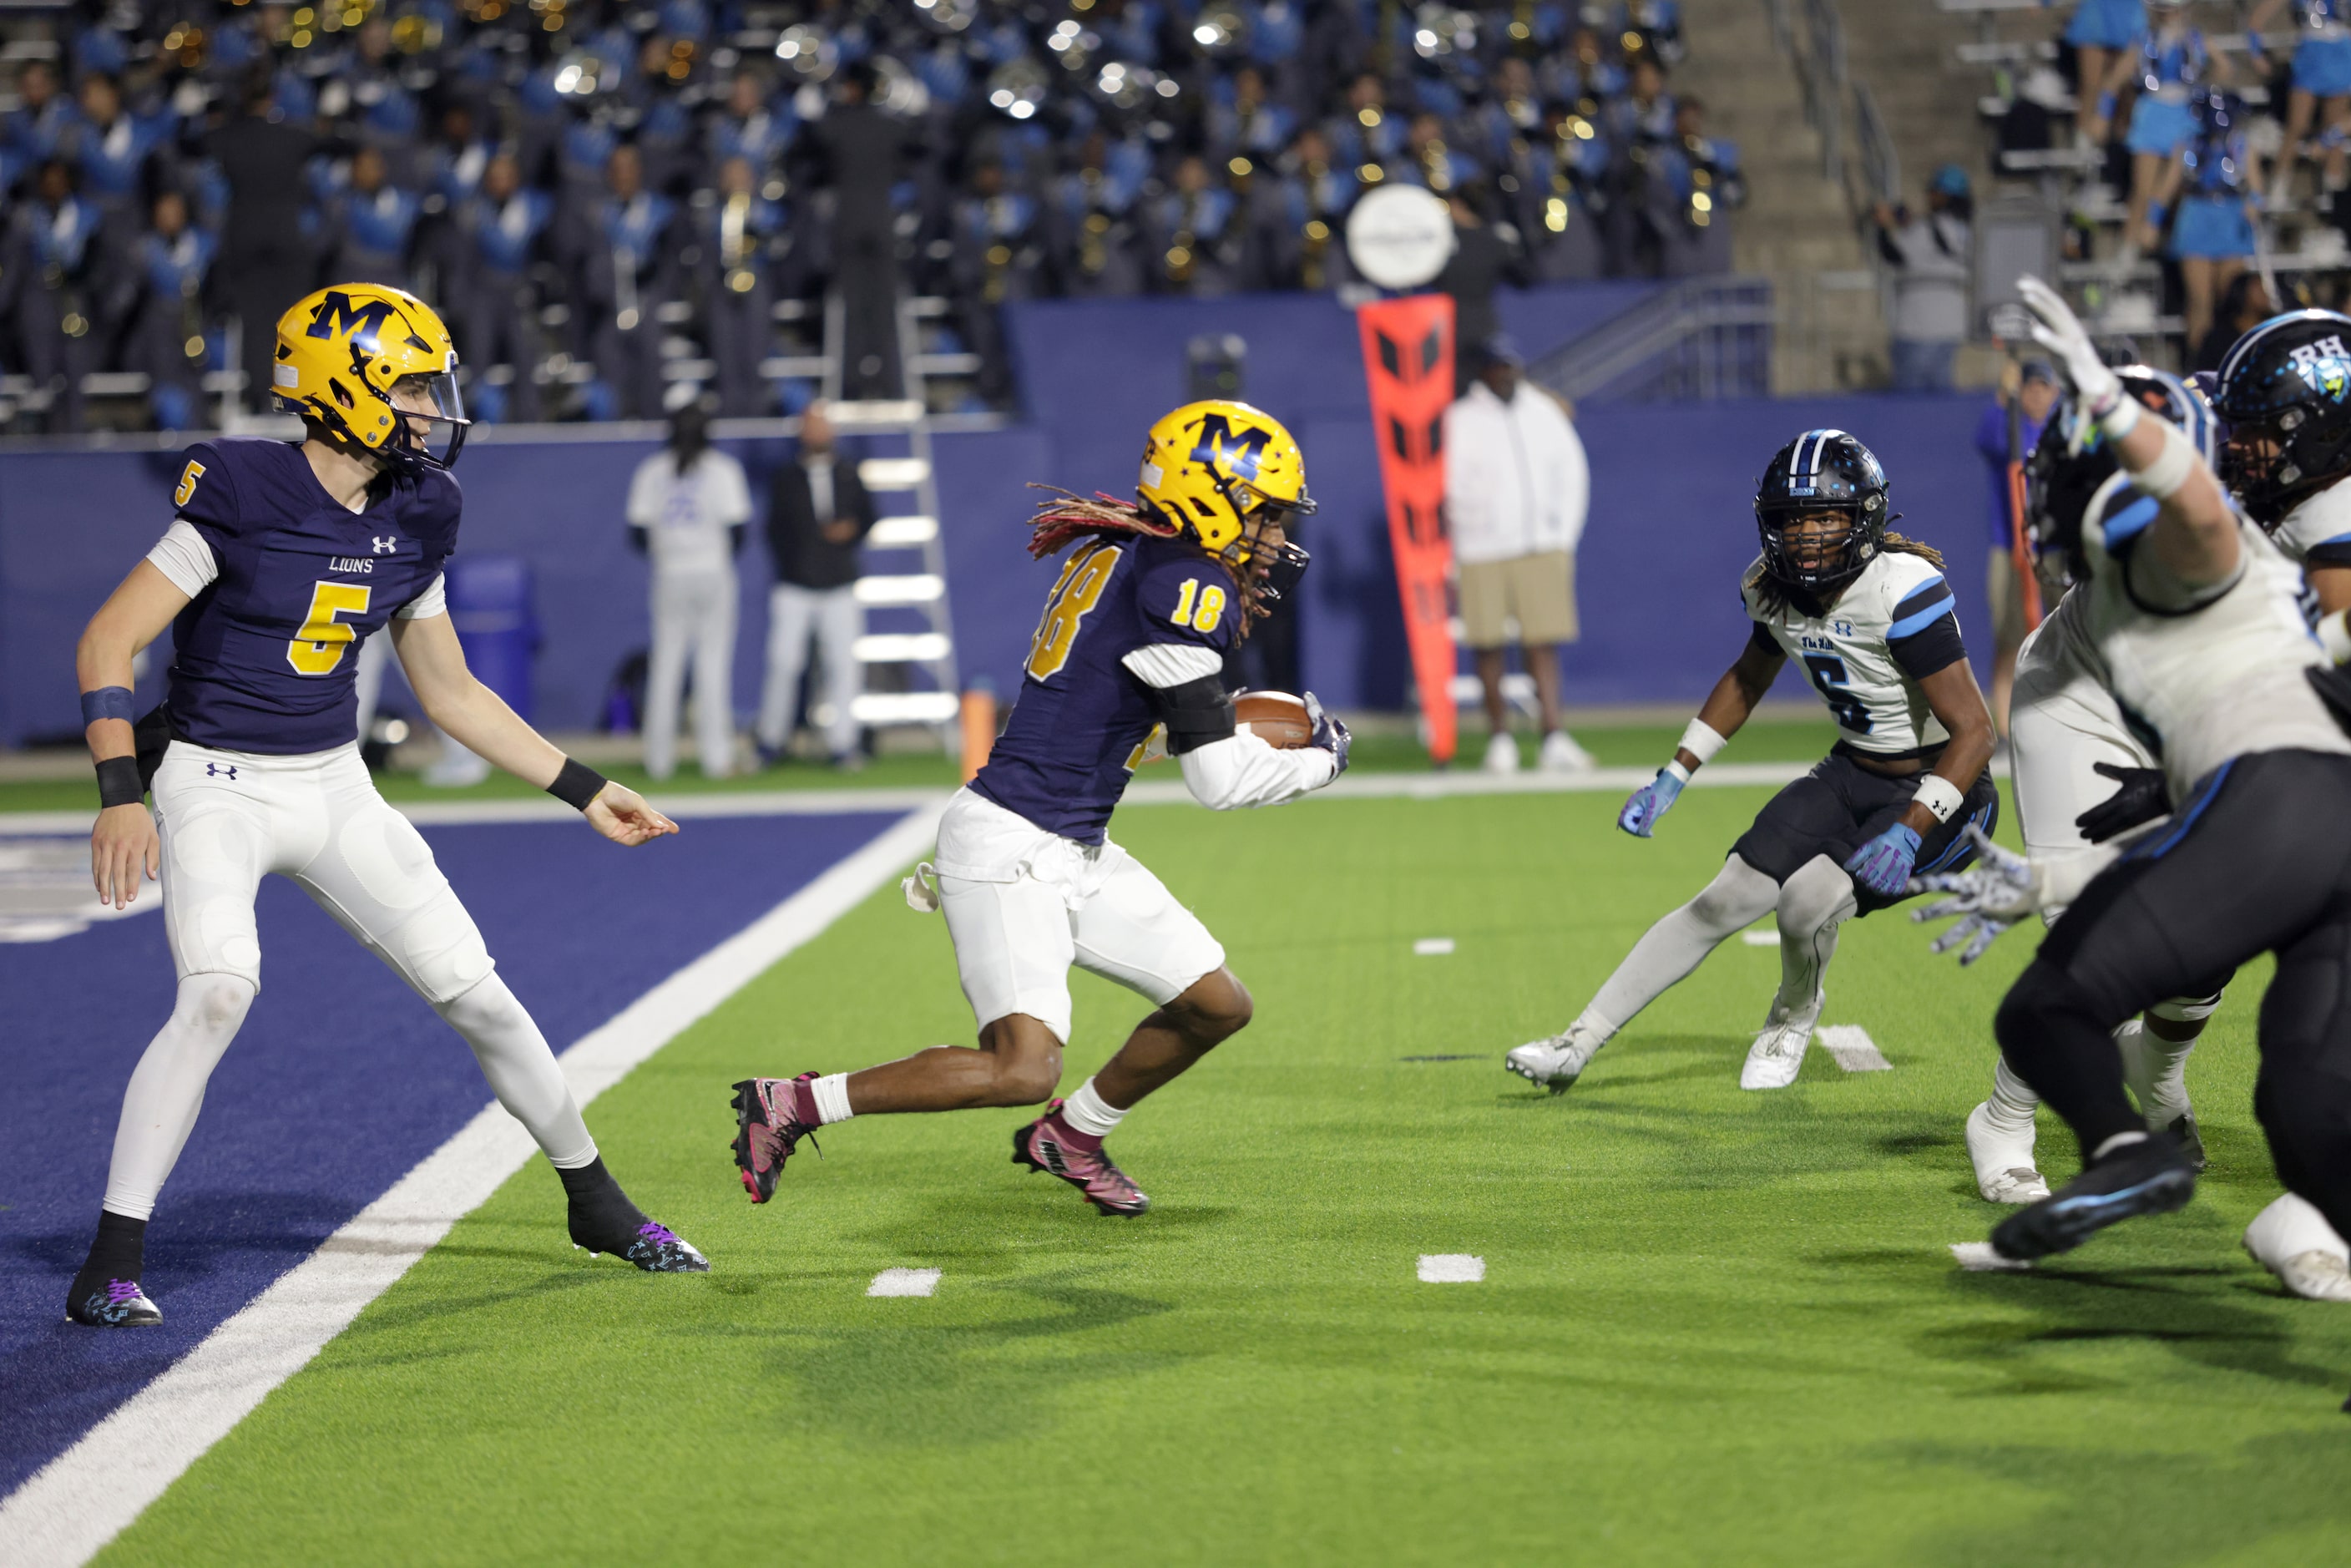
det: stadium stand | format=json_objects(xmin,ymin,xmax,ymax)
[{"xmin": 0, "ymin": 0, "xmax": 1747, "ymax": 433}]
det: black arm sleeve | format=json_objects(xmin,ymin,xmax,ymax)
[
  {"xmin": 1745, "ymin": 620, "xmax": 1781, "ymax": 660},
  {"xmin": 1887, "ymin": 584, "xmax": 1969, "ymax": 679},
  {"xmin": 626, "ymin": 524, "xmax": 647, "ymax": 557},
  {"xmin": 1148, "ymin": 672, "xmax": 1238, "ymax": 755}
]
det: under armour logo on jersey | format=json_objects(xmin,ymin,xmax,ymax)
[
  {"xmin": 372, "ymin": 536, "xmax": 397, "ymax": 554},
  {"xmin": 205, "ymin": 763, "xmax": 237, "ymax": 780}
]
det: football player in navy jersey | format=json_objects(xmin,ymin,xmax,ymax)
[
  {"xmin": 1507, "ymin": 431, "xmax": 1999, "ymax": 1095},
  {"xmin": 66, "ymin": 283, "xmax": 705, "ymax": 1328},
  {"xmin": 730, "ymin": 400, "xmax": 1348, "ymax": 1216}
]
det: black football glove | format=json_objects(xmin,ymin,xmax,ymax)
[
  {"xmin": 1304, "ymin": 691, "xmax": 1350, "ymax": 776},
  {"xmin": 2075, "ymin": 761, "xmax": 2169, "ymax": 844}
]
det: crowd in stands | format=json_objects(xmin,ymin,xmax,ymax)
[{"xmin": 0, "ymin": 0, "xmax": 1740, "ymax": 431}]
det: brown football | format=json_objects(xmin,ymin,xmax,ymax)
[{"xmin": 1234, "ymin": 690, "xmax": 1314, "ymax": 749}]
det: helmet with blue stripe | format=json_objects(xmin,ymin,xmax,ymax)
[
  {"xmin": 2026, "ymin": 364, "xmax": 2214, "ymax": 583},
  {"xmin": 1752, "ymin": 428, "xmax": 1891, "ymax": 594},
  {"xmin": 2213, "ymin": 308, "xmax": 2351, "ymax": 526}
]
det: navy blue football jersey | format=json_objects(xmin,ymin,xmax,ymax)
[
  {"xmin": 972, "ymin": 531, "xmax": 1240, "ymax": 843},
  {"xmin": 164, "ymin": 438, "xmax": 462, "ymax": 753}
]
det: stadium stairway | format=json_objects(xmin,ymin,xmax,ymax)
[{"xmin": 1678, "ymin": 0, "xmax": 1886, "ymax": 391}]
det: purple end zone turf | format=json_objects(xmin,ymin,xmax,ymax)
[{"xmin": 0, "ymin": 809, "xmax": 901, "ymax": 1495}]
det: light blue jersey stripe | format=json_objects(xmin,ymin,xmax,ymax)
[{"xmin": 1888, "ymin": 594, "xmax": 1956, "ymax": 640}]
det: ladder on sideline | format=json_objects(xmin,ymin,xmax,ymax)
[{"xmin": 822, "ymin": 291, "xmax": 967, "ymax": 748}]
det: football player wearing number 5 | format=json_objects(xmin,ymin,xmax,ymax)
[
  {"xmin": 1508, "ymin": 430, "xmax": 1998, "ymax": 1095},
  {"xmin": 66, "ymin": 284, "xmax": 705, "ymax": 1328},
  {"xmin": 730, "ymin": 400, "xmax": 1347, "ymax": 1216}
]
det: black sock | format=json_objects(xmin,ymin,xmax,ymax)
[
  {"xmin": 81, "ymin": 1210, "xmax": 148, "ymax": 1282},
  {"xmin": 557, "ymin": 1157, "xmax": 647, "ymax": 1244}
]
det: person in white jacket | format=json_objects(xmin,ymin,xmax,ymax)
[
  {"xmin": 627, "ymin": 394, "xmax": 753, "ymax": 780},
  {"xmin": 1443, "ymin": 336, "xmax": 1595, "ymax": 772}
]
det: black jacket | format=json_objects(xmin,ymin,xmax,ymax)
[
  {"xmin": 766, "ymin": 454, "xmax": 876, "ymax": 590},
  {"xmin": 209, "ymin": 115, "xmax": 321, "ymax": 267}
]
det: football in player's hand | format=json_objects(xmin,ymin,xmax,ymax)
[{"xmin": 1235, "ymin": 690, "xmax": 1314, "ymax": 749}]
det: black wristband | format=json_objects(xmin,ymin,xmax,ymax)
[
  {"xmin": 95, "ymin": 755, "xmax": 144, "ymax": 810},
  {"xmin": 547, "ymin": 757, "xmax": 608, "ymax": 812}
]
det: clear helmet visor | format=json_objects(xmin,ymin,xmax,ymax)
[{"xmin": 387, "ymin": 371, "xmax": 469, "ymax": 468}]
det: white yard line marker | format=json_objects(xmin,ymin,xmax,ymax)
[
  {"xmin": 0, "ymin": 802, "xmax": 946, "ymax": 1568},
  {"xmin": 867, "ymin": 1268, "xmax": 943, "ymax": 1298},
  {"xmin": 1949, "ymin": 1242, "xmax": 2033, "ymax": 1272},
  {"xmin": 1739, "ymin": 928, "xmax": 1781, "ymax": 947},
  {"xmin": 1413, "ymin": 937, "xmax": 1455, "ymax": 956},
  {"xmin": 1815, "ymin": 1024, "xmax": 1892, "ymax": 1073},
  {"xmin": 1417, "ymin": 1254, "xmax": 1485, "ymax": 1283}
]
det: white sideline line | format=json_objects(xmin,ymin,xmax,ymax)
[
  {"xmin": 0, "ymin": 803, "xmax": 946, "ymax": 1568},
  {"xmin": 1739, "ymin": 928, "xmax": 1782, "ymax": 948},
  {"xmin": 1815, "ymin": 1024, "xmax": 1893, "ymax": 1073},
  {"xmin": 0, "ymin": 759, "xmax": 1813, "ymax": 838},
  {"xmin": 867, "ymin": 1268, "xmax": 943, "ymax": 1298},
  {"xmin": 1418, "ymin": 1254, "xmax": 1485, "ymax": 1283}
]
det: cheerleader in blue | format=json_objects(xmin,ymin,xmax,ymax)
[
  {"xmin": 2162, "ymin": 90, "xmax": 2266, "ymax": 350},
  {"xmin": 2069, "ymin": 0, "xmax": 2148, "ymax": 145},
  {"xmin": 2251, "ymin": 0, "xmax": 2351, "ymax": 203}
]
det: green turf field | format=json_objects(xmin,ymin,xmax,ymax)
[{"xmin": 94, "ymin": 783, "xmax": 2351, "ymax": 1566}]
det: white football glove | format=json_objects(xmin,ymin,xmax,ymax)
[
  {"xmin": 2016, "ymin": 275, "xmax": 2128, "ymax": 453},
  {"xmin": 1905, "ymin": 827, "xmax": 2040, "ymax": 966}
]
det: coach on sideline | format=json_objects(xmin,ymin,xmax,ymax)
[
  {"xmin": 756, "ymin": 400, "xmax": 876, "ymax": 769},
  {"xmin": 628, "ymin": 392, "xmax": 754, "ymax": 780},
  {"xmin": 1445, "ymin": 335, "xmax": 1595, "ymax": 775}
]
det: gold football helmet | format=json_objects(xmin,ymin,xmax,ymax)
[
  {"xmin": 274, "ymin": 283, "xmax": 469, "ymax": 472},
  {"xmin": 1137, "ymin": 399, "xmax": 1315, "ymax": 566}
]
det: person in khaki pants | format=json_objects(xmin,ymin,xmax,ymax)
[{"xmin": 1443, "ymin": 336, "xmax": 1595, "ymax": 773}]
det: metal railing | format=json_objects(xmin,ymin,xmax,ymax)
[
  {"xmin": 1854, "ymin": 80, "xmax": 1900, "ymax": 206},
  {"xmin": 1529, "ymin": 277, "xmax": 1776, "ymax": 402}
]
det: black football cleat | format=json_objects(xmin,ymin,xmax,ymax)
[
  {"xmin": 65, "ymin": 1274, "xmax": 162, "ymax": 1328},
  {"xmin": 731, "ymin": 1075, "xmax": 822, "ymax": 1203},
  {"xmin": 1012, "ymin": 1101, "xmax": 1150, "ymax": 1216},
  {"xmin": 1990, "ymin": 1130, "xmax": 2197, "ymax": 1262},
  {"xmin": 572, "ymin": 1212, "xmax": 710, "ymax": 1272}
]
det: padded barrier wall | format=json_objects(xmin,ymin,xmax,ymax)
[{"xmin": 0, "ymin": 382, "xmax": 1993, "ymax": 743}]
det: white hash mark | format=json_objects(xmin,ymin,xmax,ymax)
[
  {"xmin": 1413, "ymin": 938, "xmax": 1455, "ymax": 956},
  {"xmin": 1816, "ymin": 1024, "xmax": 1892, "ymax": 1072},
  {"xmin": 1418, "ymin": 1254, "xmax": 1485, "ymax": 1283},
  {"xmin": 867, "ymin": 1267, "xmax": 943, "ymax": 1297},
  {"xmin": 1949, "ymin": 1242, "xmax": 2033, "ymax": 1272}
]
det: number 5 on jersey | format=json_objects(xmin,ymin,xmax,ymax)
[
  {"xmin": 288, "ymin": 582, "xmax": 372, "ymax": 675},
  {"xmin": 1025, "ymin": 543, "xmax": 1121, "ymax": 681}
]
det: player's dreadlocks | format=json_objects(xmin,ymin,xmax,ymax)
[
  {"xmin": 1752, "ymin": 532, "xmax": 1944, "ymax": 618},
  {"xmin": 1024, "ymin": 483, "xmax": 1274, "ymax": 640}
]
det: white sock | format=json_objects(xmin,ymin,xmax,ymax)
[
  {"xmin": 1983, "ymin": 1058, "xmax": 2040, "ymax": 1134},
  {"xmin": 1059, "ymin": 1077, "xmax": 1125, "ymax": 1137},
  {"xmin": 811, "ymin": 1072, "xmax": 855, "ymax": 1125},
  {"xmin": 1570, "ymin": 1006, "xmax": 1620, "ymax": 1046},
  {"xmin": 104, "ymin": 974, "xmax": 257, "ymax": 1221},
  {"xmin": 437, "ymin": 974, "xmax": 597, "ymax": 1169}
]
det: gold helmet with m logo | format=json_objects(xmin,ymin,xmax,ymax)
[
  {"xmin": 275, "ymin": 283, "xmax": 470, "ymax": 473},
  {"xmin": 1137, "ymin": 399, "xmax": 1315, "ymax": 566}
]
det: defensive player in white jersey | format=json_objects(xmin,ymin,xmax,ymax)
[
  {"xmin": 1929, "ymin": 277, "xmax": 2351, "ymax": 1268},
  {"xmin": 2217, "ymin": 310, "xmax": 2351, "ymax": 646},
  {"xmin": 1506, "ymin": 431, "xmax": 1998, "ymax": 1094},
  {"xmin": 1943, "ymin": 371, "xmax": 2226, "ymax": 1201},
  {"xmin": 67, "ymin": 285, "xmax": 705, "ymax": 1328}
]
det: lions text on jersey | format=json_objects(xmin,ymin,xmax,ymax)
[
  {"xmin": 1740, "ymin": 549, "xmax": 1969, "ymax": 757},
  {"xmin": 973, "ymin": 533, "xmax": 1240, "ymax": 844},
  {"xmin": 160, "ymin": 437, "xmax": 460, "ymax": 753}
]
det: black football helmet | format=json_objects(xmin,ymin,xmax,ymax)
[
  {"xmin": 2025, "ymin": 365, "xmax": 2214, "ymax": 583},
  {"xmin": 2212, "ymin": 309, "xmax": 2351, "ymax": 526},
  {"xmin": 1753, "ymin": 429, "xmax": 1892, "ymax": 593}
]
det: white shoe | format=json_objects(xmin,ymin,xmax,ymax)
[
  {"xmin": 1740, "ymin": 992, "xmax": 1821, "ymax": 1091},
  {"xmin": 1965, "ymin": 1100, "xmax": 2050, "ymax": 1204},
  {"xmin": 1539, "ymin": 730, "xmax": 1596, "ymax": 772},
  {"xmin": 1482, "ymin": 731, "xmax": 1520, "ymax": 775},
  {"xmin": 1506, "ymin": 1024, "xmax": 1605, "ymax": 1094},
  {"xmin": 2244, "ymin": 1194, "xmax": 2351, "ymax": 1302}
]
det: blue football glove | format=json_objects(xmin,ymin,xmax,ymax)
[
  {"xmin": 1304, "ymin": 691, "xmax": 1350, "ymax": 776},
  {"xmin": 1844, "ymin": 822, "xmax": 1924, "ymax": 898},
  {"xmin": 1618, "ymin": 766, "xmax": 1686, "ymax": 837}
]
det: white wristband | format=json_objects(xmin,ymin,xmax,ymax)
[
  {"xmin": 2323, "ymin": 608, "xmax": 2351, "ymax": 667},
  {"xmin": 1664, "ymin": 759, "xmax": 1693, "ymax": 784},
  {"xmin": 2091, "ymin": 386, "xmax": 2142, "ymax": 443},
  {"xmin": 1914, "ymin": 774, "xmax": 1966, "ymax": 825},
  {"xmin": 2131, "ymin": 415, "xmax": 2197, "ymax": 500},
  {"xmin": 1676, "ymin": 717, "xmax": 1727, "ymax": 766}
]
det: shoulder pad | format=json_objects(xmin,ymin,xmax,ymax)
[{"xmin": 1136, "ymin": 543, "xmax": 1241, "ymax": 652}]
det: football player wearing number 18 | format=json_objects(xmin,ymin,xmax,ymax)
[
  {"xmin": 731, "ymin": 401, "xmax": 1347, "ymax": 1216},
  {"xmin": 1508, "ymin": 431, "xmax": 1999, "ymax": 1095},
  {"xmin": 67, "ymin": 284, "xmax": 705, "ymax": 1329}
]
